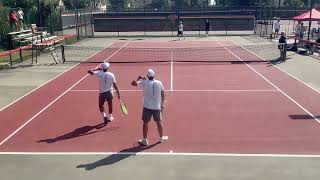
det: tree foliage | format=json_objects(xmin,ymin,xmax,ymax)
[
  {"xmin": 283, "ymin": 0, "xmax": 306, "ymax": 6},
  {"xmin": 64, "ymin": 0, "xmax": 90, "ymax": 9},
  {"xmin": 108, "ymin": 0, "xmax": 128, "ymax": 10}
]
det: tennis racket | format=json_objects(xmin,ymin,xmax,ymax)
[{"xmin": 120, "ymin": 99, "xmax": 128, "ymax": 116}]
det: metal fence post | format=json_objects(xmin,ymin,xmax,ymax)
[
  {"xmin": 9, "ymin": 52, "xmax": 12, "ymax": 66},
  {"xmin": 19, "ymin": 48, "xmax": 23, "ymax": 62}
]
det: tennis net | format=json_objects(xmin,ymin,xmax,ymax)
[{"xmin": 60, "ymin": 43, "xmax": 283, "ymax": 64}]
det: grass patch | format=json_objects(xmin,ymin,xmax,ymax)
[
  {"xmin": 0, "ymin": 49, "xmax": 33, "ymax": 64},
  {"xmin": 63, "ymin": 35, "xmax": 78, "ymax": 45}
]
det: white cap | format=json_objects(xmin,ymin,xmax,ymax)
[
  {"xmin": 147, "ymin": 69, "xmax": 155, "ymax": 78},
  {"xmin": 101, "ymin": 62, "xmax": 110, "ymax": 69}
]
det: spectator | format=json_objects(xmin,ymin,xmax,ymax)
[
  {"xmin": 177, "ymin": 21, "xmax": 184, "ymax": 39},
  {"xmin": 16, "ymin": 7, "xmax": 24, "ymax": 30},
  {"xmin": 205, "ymin": 19, "xmax": 211, "ymax": 36},
  {"xmin": 274, "ymin": 19, "xmax": 280, "ymax": 38},
  {"xmin": 278, "ymin": 32, "xmax": 287, "ymax": 61},
  {"xmin": 9, "ymin": 10, "xmax": 17, "ymax": 31},
  {"xmin": 300, "ymin": 22, "xmax": 306, "ymax": 39}
]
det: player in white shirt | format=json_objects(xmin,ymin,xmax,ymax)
[
  {"xmin": 88, "ymin": 62, "xmax": 120, "ymax": 124},
  {"xmin": 131, "ymin": 69, "xmax": 168, "ymax": 146},
  {"xmin": 274, "ymin": 19, "xmax": 280, "ymax": 38},
  {"xmin": 177, "ymin": 21, "xmax": 184, "ymax": 39}
]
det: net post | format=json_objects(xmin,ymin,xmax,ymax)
[{"xmin": 61, "ymin": 45, "xmax": 65, "ymax": 63}]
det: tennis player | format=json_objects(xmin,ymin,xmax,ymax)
[
  {"xmin": 131, "ymin": 69, "xmax": 168, "ymax": 146},
  {"xmin": 205, "ymin": 19, "xmax": 210, "ymax": 36},
  {"xmin": 88, "ymin": 62, "xmax": 120, "ymax": 124},
  {"xmin": 177, "ymin": 21, "xmax": 184, "ymax": 39}
]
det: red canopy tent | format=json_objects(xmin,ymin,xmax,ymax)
[
  {"xmin": 293, "ymin": 8, "xmax": 320, "ymax": 21},
  {"xmin": 292, "ymin": 8, "xmax": 320, "ymax": 40}
]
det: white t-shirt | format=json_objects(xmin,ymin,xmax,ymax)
[
  {"xmin": 17, "ymin": 10, "xmax": 24, "ymax": 20},
  {"xmin": 274, "ymin": 21, "xmax": 280, "ymax": 30},
  {"xmin": 138, "ymin": 79, "xmax": 164, "ymax": 110},
  {"xmin": 178, "ymin": 24, "xmax": 183, "ymax": 31},
  {"xmin": 94, "ymin": 71, "xmax": 116, "ymax": 93},
  {"xmin": 295, "ymin": 24, "xmax": 301, "ymax": 34}
]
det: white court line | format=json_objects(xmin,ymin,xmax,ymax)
[
  {"xmin": 1, "ymin": 152, "xmax": 320, "ymax": 157},
  {"xmin": 122, "ymin": 45, "xmax": 223, "ymax": 49},
  {"xmin": 69, "ymin": 89, "xmax": 279, "ymax": 92},
  {"xmin": 237, "ymin": 42, "xmax": 320, "ymax": 94},
  {"xmin": 0, "ymin": 42, "xmax": 130, "ymax": 147},
  {"xmin": 216, "ymin": 40, "xmax": 320, "ymax": 124},
  {"xmin": 170, "ymin": 50, "xmax": 174, "ymax": 91}
]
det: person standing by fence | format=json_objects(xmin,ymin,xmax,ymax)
[
  {"xmin": 278, "ymin": 32, "xmax": 287, "ymax": 61},
  {"xmin": 9, "ymin": 10, "xmax": 18, "ymax": 31},
  {"xmin": 177, "ymin": 21, "xmax": 184, "ymax": 39},
  {"xmin": 300, "ymin": 22, "xmax": 306, "ymax": 39},
  {"xmin": 295, "ymin": 22, "xmax": 301, "ymax": 38},
  {"xmin": 16, "ymin": 7, "xmax": 24, "ymax": 30},
  {"xmin": 273, "ymin": 19, "xmax": 280, "ymax": 38},
  {"xmin": 205, "ymin": 19, "xmax": 211, "ymax": 36}
]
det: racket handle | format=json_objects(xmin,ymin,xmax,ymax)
[{"xmin": 137, "ymin": 76, "xmax": 146, "ymax": 81}]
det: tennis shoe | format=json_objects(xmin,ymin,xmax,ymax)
[
  {"xmin": 138, "ymin": 138, "xmax": 148, "ymax": 146},
  {"xmin": 103, "ymin": 116, "xmax": 108, "ymax": 124},
  {"xmin": 108, "ymin": 115, "xmax": 114, "ymax": 122},
  {"xmin": 159, "ymin": 136, "xmax": 168, "ymax": 143}
]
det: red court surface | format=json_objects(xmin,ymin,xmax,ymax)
[{"xmin": 0, "ymin": 40, "xmax": 319, "ymax": 154}]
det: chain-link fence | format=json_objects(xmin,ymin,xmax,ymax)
[
  {"xmin": 61, "ymin": 9, "xmax": 94, "ymax": 40},
  {"xmin": 93, "ymin": 8, "xmax": 256, "ymax": 36},
  {"xmin": 89, "ymin": 5, "xmax": 312, "ymax": 37}
]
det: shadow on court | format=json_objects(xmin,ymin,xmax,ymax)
[
  {"xmin": 289, "ymin": 114, "xmax": 320, "ymax": 120},
  {"xmin": 37, "ymin": 123, "xmax": 119, "ymax": 143},
  {"xmin": 76, "ymin": 143, "xmax": 160, "ymax": 170}
]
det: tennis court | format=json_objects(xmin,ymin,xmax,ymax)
[{"xmin": 0, "ymin": 39, "xmax": 319, "ymax": 156}]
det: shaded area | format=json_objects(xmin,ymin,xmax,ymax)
[
  {"xmin": 289, "ymin": 115, "xmax": 320, "ymax": 120},
  {"xmin": 37, "ymin": 123, "xmax": 119, "ymax": 143},
  {"xmin": 76, "ymin": 143, "xmax": 160, "ymax": 170}
]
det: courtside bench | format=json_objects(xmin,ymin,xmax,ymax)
[{"xmin": 7, "ymin": 29, "xmax": 37, "ymax": 49}]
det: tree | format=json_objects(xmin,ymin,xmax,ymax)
[
  {"xmin": 63, "ymin": 0, "xmax": 91, "ymax": 9},
  {"xmin": 150, "ymin": 0, "xmax": 172, "ymax": 9},
  {"xmin": 108, "ymin": 0, "xmax": 128, "ymax": 10},
  {"xmin": 283, "ymin": 0, "xmax": 306, "ymax": 6}
]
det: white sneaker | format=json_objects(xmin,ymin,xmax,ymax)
[
  {"xmin": 138, "ymin": 138, "xmax": 148, "ymax": 146},
  {"xmin": 159, "ymin": 136, "xmax": 168, "ymax": 143},
  {"xmin": 108, "ymin": 115, "xmax": 114, "ymax": 122}
]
